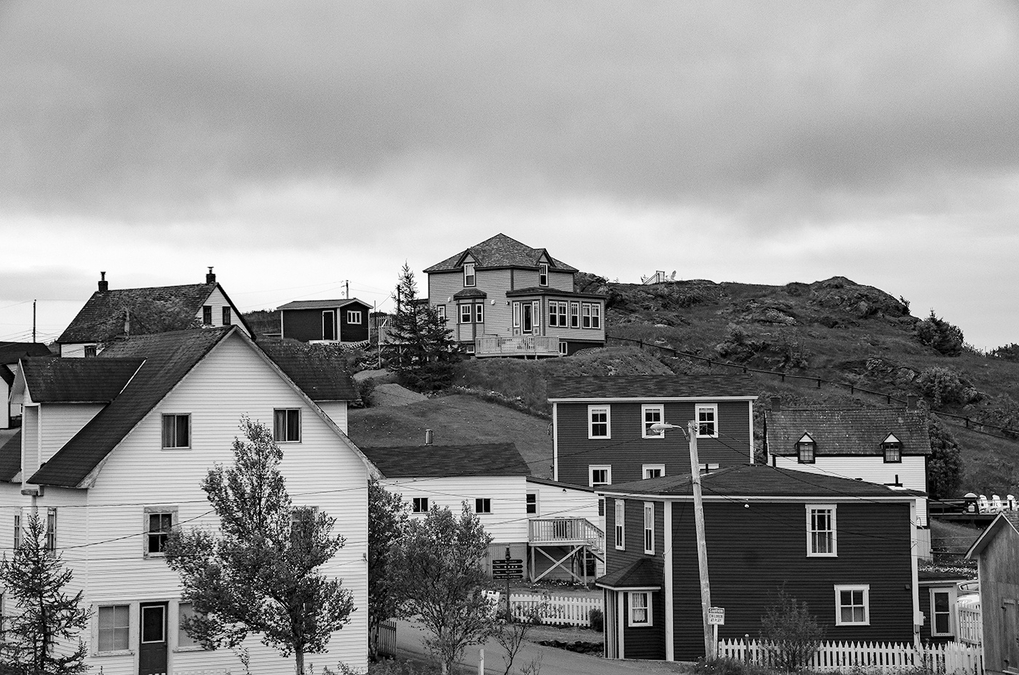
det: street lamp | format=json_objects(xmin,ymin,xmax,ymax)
[{"xmin": 650, "ymin": 420, "xmax": 714, "ymax": 659}]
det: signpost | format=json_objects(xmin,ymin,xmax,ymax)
[
  {"xmin": 493, "ymin": 548, "xmax": 524, "ymax": 620},
  {"xmin": 708, "ymin": 607, "xmax": 725, "ymax": 658}
]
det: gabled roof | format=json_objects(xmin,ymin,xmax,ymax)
[
  {"xmin": 766, "ymin": 407, "xmax": 931, "ymax": 456},
  {"xmin": 0, "ymin": 430, "xmax": 22, "ymax": 482},
  {"xmin": 0, "ymin": 364, "xmax": 13, "ymax": 388},
  {"xmin": 525, "ymin": 476, "xmax": 595, "ymax": 492},
  {"xmin": 0, "ymin": 342, "xmax": 52, "ymax": 365},
  {"xmin": 424, "ymin": 233, "xmax": 578, "ymax": 273},
  {"xmin": 257, "ymin": 339, "xmax": 359, "ymax": 402},
  {"xmin": 966, "ymin": 511, "xmax": 1019, "ymax": 560},
  {"xmin": 547, "ymin": 375, "xmax": 757, "ymax": 401},
  {"xmin": 600, "ymin": 463, "xmax": 920, "ymax": 500},
  {"xmin": 277, "ymin": 298, "xmax": 371, "ymax": 311},
  {"xmin": 361, "ymin": 443, "xmax": 530, "ymax": 478},
  {"xmin": 20, "ymin": 357, "xmax": 143, "ymax": 403},
  {"xmin": 30, "ymin": 328, "xmax": 233, "ymax": 487},
  {"xmin": 596, "ymin": 558, "xmax": 663, "ymax": 590}
]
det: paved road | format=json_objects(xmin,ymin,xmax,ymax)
[{"xmin": 394, "ymin": 620, "xmax": 687, "ymax": 675}]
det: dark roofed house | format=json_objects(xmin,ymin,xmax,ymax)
[
  {"xmin": 56, "ymin": 268, "xmax": 252, "ymax": 357},
  {"xmin": 0, "ymin": 342, "xmax": 52, "ymax": 428},
  {"xmin": 424, "ymin": 233, "xmax": 606, "ymax": 357},
  {"xmin": 278, "ymin": 298, "xmax": 372, "ymax": 345}
]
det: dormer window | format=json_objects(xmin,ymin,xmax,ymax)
[
  {"xmin": 797, "ymin": 433, "xmax": 815, "ymax": 464},
  {"xmin": 463, "ymin": 263, "xmax": 476, "ymax": 287},
  {"xmin": 882, "ymin": 434, "xmax": 902, "ymax": 463},
  {"xmin": 539, "ymin": 263, "xmax": 549, "ymax": 286}
]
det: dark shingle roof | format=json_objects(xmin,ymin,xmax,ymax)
[
  {"xmin": 596, "ymin": 558, "xmax": 663, "ymax": 590},
  {"xmin": 361, "ymin": 443, "xmax": 530, "ymax": 478},
  {"xmin": 30, "ymin": 328, "xmax": 232, "ymax": 488},
  {"xmin": 257, "ymin": 339, "xmax": 359, "ymax": 402},
  {"xmin": 0, "ymin": 365, "xmax": 12, "ymax": 388},
  {"xmin": 277, "ymin": 298, "xmax": 371, "ymax": 311},
  {"xmin": 766, "ymin": 407, "xmax": 931, "ymax": 456},
  {"xmin": 601, "ymin": 463, "xmax": 920, "ymax": 499},
  {"xmin": 20, "ymin": 357, "xmax": 143, "ymax": 403},
  {"xmin": 424, "ymin": 233, "xmax": 577, "ymax": 273},
  {"xmin": 452, "ymin": 289, "xmax": 488, "ymax": 299},
  {"xmin": 547, "ymin": 375, "xmax": 757, "ymax": 401},
  {"xmin": 0, "ymin": 430, "xmax": 22, "ymax": 482},
  {"xmin": 0, "ymin": 342, "xmax": 52, "ymax": 364}
]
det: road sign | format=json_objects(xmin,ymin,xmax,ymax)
[
  {"xmin": 707, "ymin": 607, "xmax": 725, "ymax": 625},
  {"xmin": 492, "ymin": 559, "xmax": 523, "ymax": 570}
]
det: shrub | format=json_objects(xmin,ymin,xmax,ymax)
[
  {"xmin": 357, "ymin": 378, "xmax": 376, "ymax": 408},
  {"xmin": 589, "ymin": 607, "xmax": 604, "ymax": 632},
  {"xmin": 759, "ymin": 587, "xmax": 824, "ymax": 672},
  {"xmin": 990, "ymin": 343, "xmax": 1019, "ymax": 362},
  {"xmin": 916, "ymin": 367, "xmax": 967, "ymax": 407},
  {"xmin": 927, "ymin": 416, "xmax": 963, "ymax": 500},
  {"xmin": 914, "ymin": 311, "xmax": 964, "ymax": 356},
  {"xmin": 693, "ymin": 657, "xmax": 779, "ymax": 675}
]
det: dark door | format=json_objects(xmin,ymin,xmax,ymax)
[
  {"xmin": 522, "ymin": 304, "xmax": 533, "ymax": 333},
  {"xmin": 322, "ymin": 310, "xmax": 336, "ymax": 340},
  {"xmin": 139, "ymin": 603, "xmax": 168, "ymax": 675}
]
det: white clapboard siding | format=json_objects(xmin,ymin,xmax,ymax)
[
  {"xmin": 199, "ymin": 287, "xmax": 249, "ymax": 335},
  {"xmin": 317, "ymin": 401, "xmax": 349, "ymax": 434},
  {"xmin": 531, "ymin": 481, "xmax": 602, "ymax": 528},
  {"xmin": 39, "ymin": 403, "xmax": 105, "ymax": 467},
  {"xmin": 77, "ymin": 331, "xmax": 369, "ymax": 674}
]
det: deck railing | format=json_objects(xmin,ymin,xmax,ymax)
[
  {"xmin": 528, "ymin": 518, "xmax": 603, "ymax": 551},
  {"xmin": 475, "ymin": 336, "xmax": 560, "ymax": 357},
  {"xmin": 958, "ymin": 601, "xmax": 982, "ymax": 645}
]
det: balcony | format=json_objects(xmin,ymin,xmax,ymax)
[
  {"xmin": 528, "ymin": 518, "xmax": 603, "ymax": 553},
  {"xmin": 475, "ymin": 336, "xmax": 561, "ymax": 358}
]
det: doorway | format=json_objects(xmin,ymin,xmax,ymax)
[{"xmin": 139, "ymin": 602, "xmax": 168, "ymax": 675}]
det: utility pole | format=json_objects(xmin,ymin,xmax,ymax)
[
  {"xmin": 344, "ymin": 279, "xmax": 349, "ymax": 299},
  {"xmin": 32, "ymin": 300, "xmax": 36, "ymax": 343}
]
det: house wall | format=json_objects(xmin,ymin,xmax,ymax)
[
  {"xmin": 977, "ymin": 525, "xmax": 1019, "ymax": 675},
  {"xmin": 35, "ymin": 403, "xmax": 105, "ymax": 471},
  {"xmin": 317, "ymin": 401, "xmax": 349, "ymax": 435},
  {"xmin": 772, "ymin": 455, "xmax": 929, "ymax": 525},
  {"xmin": 37, "ymin": 332, "xmax": 370, "ymax": 674},
  {"xmin": 338, "ymin": 303, "xmax": 370, "ymax": 342},
  {"xmin": 59, "ymin": 343, "xmax": 98, "ymax": 358},
  {"xmin": 282, "ymin": 308, "xmax": 331, "ymax": 341},
  {"xmin": 528, "ymin": 481, "xmax": 605, "ymax": 580},
  {"xmin": 200, "ymin": 287, "xmax": 248, "ymax": 334},
  {"xmin": 554, "ymin": 400, "xmax": 754, "ymax": 486}
]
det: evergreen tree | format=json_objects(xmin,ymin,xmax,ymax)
[
  {"xmin": 384, "ymin": 263, "xmax": 461, "ymax": 391},
  {"xmin": 164, "ymin": 418, "xmax": 354, "ymax": 675},
  {"xmin": 927, "ymin": 415, "xmax": 964, "ymax": 500},
  {"xmin": 0, "ymin": 513, "xmax": 90, "ymax": 674}
]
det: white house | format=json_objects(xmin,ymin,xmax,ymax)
[{"xmin": 0, "ymin": 326, "xmax": 374, "ymax": 674}]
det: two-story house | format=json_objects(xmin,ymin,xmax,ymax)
[
  {"xmin": 56, "ymin": 269, "xmax": 252, "ymax": 357},
  {"xmin": 424, "ymin": 233, "xmax": 606, "ymax": 357},
  {"xmin": 597, "ymin": 465, "xmax": 921, "ymax": 662},
  {"xmin": 764, "ymin": 398, "xmax": 932, "ymax": 556},
  {"xmin": 547, "ymin": 375, "xmax": 758, "ymax": 489},
  {"xmin": 277, "ymin": 298, "xmax": 372, "ymax": 344},
  {"xmin": 0, "ymin": 326, "xmax": 374, "ymax": 674}
]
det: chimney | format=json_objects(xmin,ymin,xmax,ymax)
[
  {"xmin": 206, "ymin": 266, "xmax": 216, "ymax": 284},
  {"xmin": 770, "ymin": 396, "xmax": 781, "ymax": 411},
  {"xmin": 425, "ymin": 429, "xmax": 433, "ymax": 446},
  {"xmin": 906, "ymin": 395, "xmax": 918, "ymax": 410},
  {"xmin": 98, "ymin": 271, "xmax": 108, "ymax": 293}
]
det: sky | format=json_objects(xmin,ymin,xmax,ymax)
[{"xmin": 2, "ymin": 1, "xmax": 1018, "ymax": 350}]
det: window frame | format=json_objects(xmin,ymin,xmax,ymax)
[
  {"xmin": 581, "ymin": 303, "xmax": 592, "ymax": 328},
  {"xmin": 474, "ymin": 303, "xmax": 484, "ymax": 324},
  {"xmin": 412, "ymin": 497, "xmax": 429, "ymax": 513},
  {"xmin": 176, "ymin": 602, "xmax": 203, "ymax": 650},
  {"xmin": 929, "ymin": 588, "xmax": 954, "ymax": 637},
  {"xmin": 628, "ymin": 591, "xmax": 653, "ymax": 627},
  {"xmin": 806, "ymin": 504, "xmax": 837, "ymax": 557},
  {"xmin": 475, "ymin": 498, "xmax": 492, "ymax": 514},
  {"xmin": 346, "ymin": 310, "xmax": 362, "ymax": 325},
  {"xmin": 222, "ymin": 306, "xmax": 231, "ymax": 325},
  {"xmin": 570, "ymin": 302, "xmax": 580, "ymax": 328},
  {"xmin": 883, "ymin": 435, "xmax": 902, "ymax": 463},
  {"xmin": 273, "ymin": 408, "xmax": 301, "ymax": 443},
  {"xmin": 643, "ymin": 502, "xmax": 655, "ymax": 554},
  {"xmin": 463, "ymin": 263, "xmax": 476, "ymax": 287},
  {"xmin": 436, "ymin": 305, "xmax": 446, "ymax": 323},
  {"xmin": 539, "ymin": 263, "xmax": 549, "ymax": 287},
  {"xmin": 459, "ymin": 304, "xmax": 473, "ymax": 324},
  {"xmin": 641, "ymin": 404, "xmax": 665, "ymax": 439},
  {"xmin": 590, "ymin": 303, "xmax": 601, "ymax": 329},
  {"xmin": 798, "ymin": 438, "xmax": 816, "ymax": 464},
  {"xmin": 643, "ymin": 464, "xmax": 665, "ymax": 479},
  {"xmin": 144, "ymin": 507, "xmax": 177, "ymax": 558},
  {"xmin": 588, "ymin": 405, "xmax": 611, "ymax": 439},
  {"xmin": 558, "ymin": 341, "xmax": 568, "ymax": 356},
  {"xmin": 614, "ymin": 500, "xmax": 625, "ymax": 550},
  {"xmin": 695, "ymin": 404, "xmax": 718, "ymax": 438},
  {"xmin": 161, "ymin": 413, "xmax": 191, "ymax": 450},
  {"xmin": 589, "ymin": 465, "xmax": 612, "ymax": 489},
  {"xmin": 97, "ymin": 604, "xmax": 131, "ymax": 654},
  {"xmin": 13, "ymin": 513, "xmax": 20, "ymax": 550},
  {"xmin": 202, "ymin": 305, "xmax": 212, "ymax": 326},
  {"xmin": 84, "ymin": 345, "xmax": 97, "ymax": 358},
  {"xmin": 525, "ymin": 492, "xmax": 538, "ymax": 515},
  {"xmin": 834, "ymin": 584, "xmax": 870, "ymax": 626},
  {"xmin": 44, "ymin": 507, "xmax": 57, "ymax": 553}
]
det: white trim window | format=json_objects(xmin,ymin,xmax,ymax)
[
  {"xmin": 628, "ymin": 591, "xmax": 652, "ymax": 627},
  {"xmin": 581, "ymin": 303, "xmax": 592, "ymax": 328},
  {"xmin": 883, "ymin": 434, "xmax": 902, "ymax": 463},
  {"xmin": 643, "ymin": 502, "xmax": 655, "ymax": 554},
  {"xmin": 202, "ymin": 305, "xmax": 213, "ymax": 326},
  {"xmin": 178, "ymin": 602, "xmax": 202, "ymax": 649},
  {"xmin": 834, "ymin": 585, "xmax": 870, "ymax": 626},
  {"xmin": 144, "ymin": 507, "xmax": 177, "ymax": 557},
  {"xmin": 463, "ymin": 262, "xmax": 476, "ymax": 287},
  {"xmin": 273, "ymin": 408, "xmax": 301, "ymax": 443},
  {"xmin": 570, "ymin": 302, "xmax": 580, "ymax": 328},
  {"xmin": 807, "ymin": 504, "xmax": 837, "ymax": 557},
  {"xmin": 459, "ymin": 304, "xmax": 473, "ymax": 324},
  {"xmin": 558, "ymin": 341, "xmax": 568, "ymax": 356},
  {"xmin": 161, "ymin": 413, "xmax": 191, "ymax": 449},
  {"xmin": 642, "ymin": 404, "xmax": 664, "ymax": 438},
  {"xmin": 45, "ymin": 508, "xmax": 57, "ymax": 552},
  {"xmin": 475, "ymin": 498, "xmax": 492, "ymax": 514},
  {"xmin": 97, "ymin": 604, "xmax": 130, "ymax": 653},
  {"xmin": 436, "ymin": 305, "xmax": 446, "ymax": 323},
  {"xmin": 588, "ymin": 405, "xmax": 611, "ymax": 439},
  {"xmin": 346, "ymin": 310, "xmax": 362, "ymax": 324},
  {"xmin": 695, "ymin": 404, "xmax": 718, "ymax": 438},
  {"xmin": 930, "ymin": 588, "xmax": 954, "ymax": 636},
  {"xmin": 643, "ymin": 464, "xmax": 665, "ymax": 479},
  {"xmin": 539, "ymin": 263, "xmax": 549, "ymax": 286},
  {"xmin": 590, "ymin": 303, "xmax": 601, "ymax": 329},
  {"xmin": 589, "ymin": 465, "xmax": 611, "ymax": 488},
  {"xmin": 797, "ymin": 433, "xmax": 816, "ymax": 464},
  {"xmin": 474, "ymin": 303, "xmax": 484, "ymax": 324},
  {"xmin": 512, "ymin": 302, "xmax": 521, "ymax": 328},
  {"xmin": 614, "ymin": 500, "xmax": 625, "ymax": 550},
  {"xmin": 525, "ymin": 492, "xmax": 538, "ymax": 515},
  {"xmin": 412, "ymin": 497, "xmax": 429, "ymax": 513}
]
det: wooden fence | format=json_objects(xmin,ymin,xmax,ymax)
[
  {"xmin": 718, "ymin": 638, "xmax": 983, "ymax": 675},
  {"xmin": 377, "ymin": 619, "xmax": 398, "ymax": 658},
  {"xmin": 498, "ymin": 592, "xmax": 602, "ymax": 627}
]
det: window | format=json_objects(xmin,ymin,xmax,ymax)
[
  {"xmin": 273, "ymin": 409, "xmax": 301, "ymax": 443},
  {"xmin": 202, "ymin": 305, "xmax": 212, "ymax": 325},
  {"xmin": 835, "ymin": 585, "xmax": 870, "ymax": 625},
  {"xmin": 930, "ymin": 589, "xmax": 953, "ymax": 636},
  {"xmin": 539, "ymin": 263, "xmax": 549, "ymax": 286},
  {"xmin": 84, "ymin": 345, "xmax": 97, "ymax": 358},
  {"xmin": 699, "ymin": 463, "xmax": 720, "ymax": 474},
  {"xmin": 222, "ymin": 306, "xmax": 231, "ymax": 325},
  {"xmin": 598, "ymin": 498, "xmax": 605, "ymax": 517},
  {"xmin": 642, "ymin": 404, "xmax": 664, "ymax": 438},
  {"xmin": 474, "ymin": 303, "xmax": 484, "ymax": 324},
  {"xmin": 525, "ymin": 493, "xmax": 538, "ymax": 515},
  {"xmin": 695, "ymin": 404, "xmax": 718, "ymax": 438},
  {"xmin": 807, "ymin": 505, "xmax": 837, "ymax": 557},
  {"xmin": 549, "ymin": 301, "xmax": 566, "ymax": 327},
  {"xmin": 512, "ymin": 302, "xmax": 520, "ymax": 328},
  {"xmin": 98, "ymin": 605, "xmax": 130, "ymax": 653},
  {"xmin": 460, "ymin": 304, "xmax": 473, "ymax": 324},
  {"xmin": 558, "ymin": 341, "xmax": 568, "ymax": 356},
  {"xmin": 590, "ymin": 303, "xmax": 601, "ymax": 329},
  {"xmin": 475, "ymin": 498, "xmax": 492, "ymax": 514},
  {"xmin": 436, "ymin": 305, "xmax": 446, "ymax": 323},
  {"xmin": 13, "ymin": 514, "xmax": 20, "ymax": 550},
  {"xmin": 463, "ymin": 263, "xmax": 476, "ymax": 287},
  {"xmin": 141, "ymin": 604, "xmax": 166, "ymax": 645},
  {"xmin": 883, "ymin": 434, "xmax": 902, "ymax": 463},
  {"xmin": 161, "ymin": 414, "xmax": 191, "ymax": 449},
  {"xmin": 322, "ymin": 310, "xmax": 336, "ymax": 340},
  {"xmin": 570, "ymin": 302, "xmax": 580, "ymax": 328},
  {"xmin": 589, "ymin": 465, "xmax": 611, "ymax": 488},
  {"xmin": 614, "ymin": 500, "xmax": 625, "ymax": 550},
  {"xmin": 797, "ymin": 434, "xmax": 816, "ymax": 464},
  {"xmin": 412, "ymin": 497, "xmax": 429, "ymax": 513},
  {"xmin": 588, "ymin": 405, "xmax": 611, "ymax": 439},
  {"xmin": 643, "ymin": 502, "xmax": 655, "ymax": 554},
  {"xmin": 178, "ymin": 603, "xmax": 201, "ymax": 648},
  {"xmin": 347, "ymin": 310, "xmax": 362, "ymax": 324},
  {"xmin": 582, "ymin": 303, "xmax": 592, "ymax": 328},
  {"xmin": 643, "ymin": 464, "xmax": 665, "ymax": 479},
  {"xmin": 145, "ymin": 508, "xmax": 175, "ymax": 557},
  {"xmin": 628, "ymin": 591, "xmax": 652, "ymax": 626},
  {"xmin": 45, "ymin": 508, "xmax": 56, "ymax": 553}
]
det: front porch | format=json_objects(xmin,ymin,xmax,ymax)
[
  {"xmin": 475, "ymin": 335, "xmax": 561, "ymax": 358},
  {"xmin": 528, "ymin": 517, "xmax": 604, "ymax": 584}
]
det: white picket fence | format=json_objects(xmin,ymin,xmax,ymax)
[
  {"xmin": 485, "ymin": 592, "xmax": 602, "ymax": 627},
  {"xmin": 719, "ymin": 638, "xmax": 983, "ymax": 675}
]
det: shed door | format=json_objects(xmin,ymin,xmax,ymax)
[
  {"xmin": 139, "ymin": 603, "xmax": 168, "ymax": 675},
  {"xmin": 1004, "ymin": 598, "xmax": 1019, "ymax": 674}
]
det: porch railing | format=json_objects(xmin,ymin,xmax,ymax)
[
  {"xmin": 528, "ymin": 518, "xmax": 603, "ymax": 552},
  {"xmin": 475, "ymin": 336, "xmax": 560, "ymax": 357}
]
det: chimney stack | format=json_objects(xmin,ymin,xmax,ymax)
[
  {"xmin": 770, "ymin": 396, "xmax": 781, "ymax": 411},
  {"xmin": 425, "ymin": 429, "xmax": 433, "ymax": 445},
  {"xmin": 906, "ymin": 395, "xmax": 918, "ymax": 411},
  {"xmin": 206, "ymin": 266, "xmax": 216, "ymax": 284},
  {"xmin": 98, "ymin": 271, "xmax": 108, "ymax": 293}
]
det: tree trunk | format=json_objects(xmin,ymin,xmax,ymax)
[{"xmin": 295, "ymin": 648, "xmax": 305, "ymax": 675}]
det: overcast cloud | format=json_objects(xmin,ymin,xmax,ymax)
[{"xmin": 2, "ymin": 1, "xmax": 1018, "ymax": 349}]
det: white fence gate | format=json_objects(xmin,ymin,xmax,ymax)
[{"xmin": 719, "ymin": 638, "xmax": 983, "ymax": 675}]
